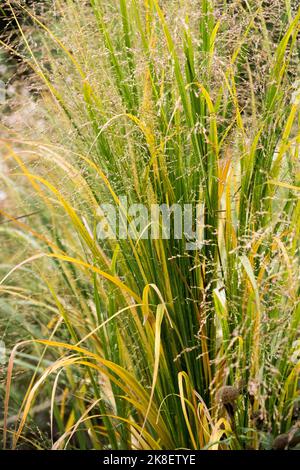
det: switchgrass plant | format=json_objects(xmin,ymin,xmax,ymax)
[{"xmin": 0, "ymin": 0, "xmax": 300, "ymax": 450}]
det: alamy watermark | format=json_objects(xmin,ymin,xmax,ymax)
[{"xmin": 96, "ymin": 197, "xmax": 205, "ymax": 251}]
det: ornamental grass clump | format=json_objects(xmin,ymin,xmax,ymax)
[{"xmin": 0, "ymin": 0, "xmax": 299, "ymax": 450}]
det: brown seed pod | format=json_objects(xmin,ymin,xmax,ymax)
[
  {"xmin": 251, "ymin": 410, "xmax": 265, "ymax": 431},
  {"xmin": 217, "ymin": 385, "xmax": 240, "ymax": 405},
  {"xmin": 289, "ymin": 433, "xmax": 300, "ymax": 448}
]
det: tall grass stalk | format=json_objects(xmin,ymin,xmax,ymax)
[{"xmin": 0, "ymin": 0, "xmax": 299, "ymax": 450}]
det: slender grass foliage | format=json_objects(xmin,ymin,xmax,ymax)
[{"xmin": 0, "ymin": 0, "xmax": 300, "ymax": 450}]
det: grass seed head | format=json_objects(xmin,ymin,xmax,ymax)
[{"xmin": 217, "ymin": 385, "xmax": 240, "ymax": 405}]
